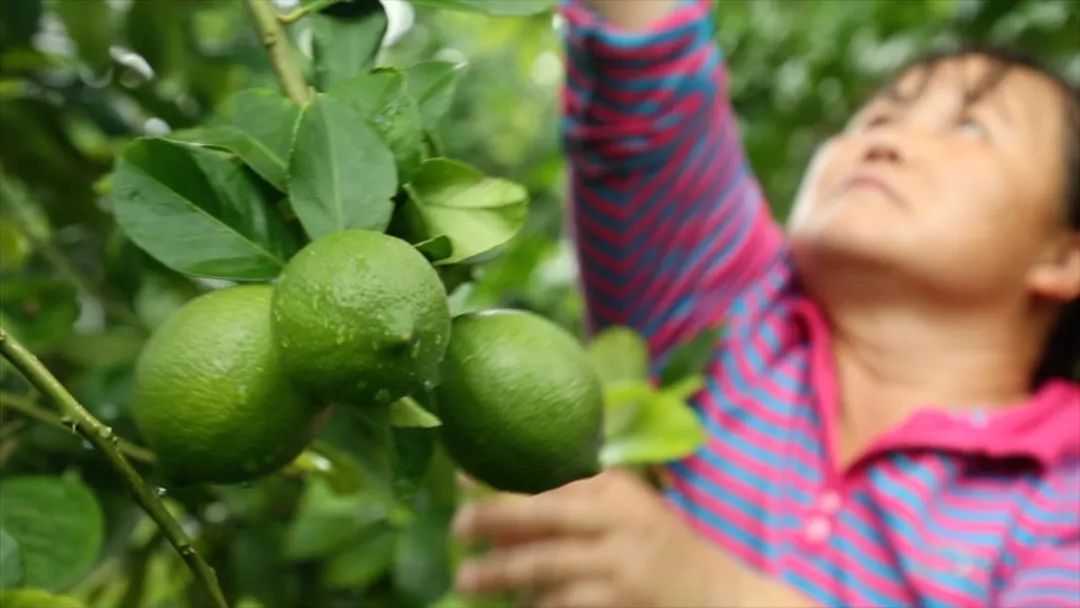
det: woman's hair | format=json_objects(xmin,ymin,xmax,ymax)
[{"xmin": 878, "ymin": 46, "xmax": 1080, "ymax": 385}]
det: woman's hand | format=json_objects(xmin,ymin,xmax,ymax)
[{"xmin": 451, "ymin": 469, "xmax": 735, "ymax": 608}]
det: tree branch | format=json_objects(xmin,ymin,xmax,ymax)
[
  {"xmin": 0, "ymin": 327, "xmax": 229, "ymax": 608},
  {"xmin": 0, "ymin": 391, "xmax": 157, "ymax": 464},
  {"xmin": 245, "ymin": 0, "xmax": 312, "ymax": 104}
]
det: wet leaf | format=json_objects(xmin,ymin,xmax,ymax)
[
  {"xmin": 329, "ymin": 69, "xmax": 425, "ymax": 182},
  {"xmin": 401, "ymin": 158, "xmax": 527, "ymax": 264},
  {"xmin": 175, "ymin": 89, "xmax": 301, "ymax": 191},
  {"xmin": 112, "ymin": 138, "xmax": 297, "ymax": 280},
  {"xmin": 288, "ymin": 94, "xmax": 397, "ymax": 239},
  {"xmin": 311, "ymin": 4, "xmax": 387, "ymax": 89}
]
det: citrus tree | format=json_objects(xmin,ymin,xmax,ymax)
[
  {"xmin": 1, "ymin": 1, "xmax": 1076, "ymax": 607},
  {"xmin": 0, "ymin": 1, "xmax": 707, "ymax": 606}
]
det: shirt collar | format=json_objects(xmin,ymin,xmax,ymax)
[{"xmin": 797, "ymin": 297, "xmax": 1080, "ymax": 470}]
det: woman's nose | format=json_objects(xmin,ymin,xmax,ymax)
[{"xmin": 863, "ymin": 141, "xmax": 903, "ymax": 164}]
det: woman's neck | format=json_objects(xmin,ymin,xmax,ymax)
[{"xmin": 828, "ymin": 302, "xmax": 1042, "ymax": 467}]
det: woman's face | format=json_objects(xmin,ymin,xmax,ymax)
[{"xmin": 787, "ymin": 54, "xmax": 1075, "ymax": 306}]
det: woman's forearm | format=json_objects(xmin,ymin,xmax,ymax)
[{"xmin": 580, "ymin": 0, "xmax": 681, "ymax": 30}]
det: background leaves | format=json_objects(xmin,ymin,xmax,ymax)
[
  {"xmin": 0, "ymin": 528, "xmax": 23, "ymax": 589},
  {"xmin": 0, "ymin": 477, "xmax": 103, "ymax": 591}
]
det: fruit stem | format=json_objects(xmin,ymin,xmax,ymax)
[
  {"xmin": 245, "ymin": 0, "xmax": 312, "ymax": 105},
  {"xmin": 0, "ymin": 391, "xmax": 157, "ymax": 464},
  {"xmin": 0, "ymin": 327, "xmax": 230, "ymax": 608}
]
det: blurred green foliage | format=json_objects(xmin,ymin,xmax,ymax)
[{"xmin": 0, "ymin": 0, "xmax": 1076, "ymax": 606}]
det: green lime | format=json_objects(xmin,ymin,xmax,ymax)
[
  {"xmin": 132, "ymin": 285, "xmax": 325, "ymax": 485},
  {"xmin": 271, "ymin": 230, "xmax": 450, "ymax": 407},
  {"xmin": 436, "ymin": 309, "xmax": 604, "ymax": 494}
]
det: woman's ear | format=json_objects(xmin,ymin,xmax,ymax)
[{"xmin": 1028, "ymin": 231, "xmax": 1080, "ymax": 302}]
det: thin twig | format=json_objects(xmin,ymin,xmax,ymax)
[
  {"xmin": 0, "ymin": 327, "xmax": 228, "ymax": 608},
  {"xmin": 277, "ymin": 0, "xmax": 341, "ymax": 24},
  {"xmin": 245, "ymin": 0, "xmax": 312, "ymax": 104},
  {"xmin": 0, "ymin": 391, "xmax": 157, "ymax": 464}
]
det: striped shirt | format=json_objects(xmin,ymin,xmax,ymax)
[{"xmin": 561, "ymin": 1, "xmax": 1080, "ymax": 606}]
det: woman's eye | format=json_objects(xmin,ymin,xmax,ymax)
[{"xmin": 956, "ymin": 116, "xmax": 988, "ymax": 139}]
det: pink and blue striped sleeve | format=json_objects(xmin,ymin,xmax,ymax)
[
  {"xmin": 561, "ymin": 0, "xmax": 785, "ymax": 361},
  {"xmin": 998, "ymin": 540, "xmax": 1080, "ymax": 607}
]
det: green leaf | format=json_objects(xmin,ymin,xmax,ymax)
[
  {"xmin": 401, "ymin": 158, "xmax": 527, "ymax": 264},
  {"xmin": 112, "ymin": 138, "xmax": 298, "ymax": 280},
  {"xmin": 133, "ymin": 271, "xmax": 199, "ymax": 330},
  {"xmin": 0, "ymin": 589, "xmax": 86, "ymax": 608},
  {"xmin": 328, "ymin": 69, "xmax": 425, "ymax": 182},
  {"xmin": 408, "ymin": 0, "xmax": 555, "ymax": 17},
  {"xmin": 657, "ymin": 326, "xmax": 724, "ymax": 387},
  {"xmin": 304, "ymin": 440, "xmax": 369, "ymax": 494},
  {"xmin": 288, "ymin": 94, "xmax": 397, "ymax": 239},
  {"xmin": 51, "ymin": 0, "xmax": 112, "ymax": 71},
  {"xmin": 403, "ymin": 61, "xmax": 463, "ymax": 131},
  {"xmin": 394, "ymin": 507, "xmax": 453, "ymax": 608},
  {"xmin": 0, "ymin": 219, "xmax": 32, "ymax": 272},
  {"xmin": 283, "ymin": 478, "xmax": 390, "ymax": 561},
  {"xmin": 414, "ymin": 235, "xmax": 452, "ymax": 263},
  {"xmin": 0, "ymin": 173, "xmax": 51, "ymax": 243},
  {"xmin": 601, "ymin": 380, "xmax": 655, "ymax": 440},
  {"xmin": 600, "ymin": 392, "xmax": 706, "ymax": 467},
  {"xmin": 231, "ymin": 524, "xmax": 304, "ymax": 608},
  {"xmin": 0, "ymin": 278, "xmax": 78, "ymax": 351},
  {"xmin": 0, "ymin": 476, "xmax": 103, "ymax": 590},
  {"xmin": 322, "ymin": 524, "xmax": 396, "ymax": 590},
  {"xmin": 588, "ymin": 326, "xmax": 650, "ymax": 384},
  {"xmin": 319, "ymin": 408, "xmax": 398, "ymax": 498},
  {"xmin": 175, "ymin": 89, "xmax": 301, "ymax": 191},
  {"xmin": 388, "ymin": 397, "xmax": 442, "ymax": 428},
  {"xmin": 391, "ymin": 427, "xmax": 438, "ymax": 484},
  {"xmin": 124, "ymin": 0, "xmax": 188, "ymax": 81},
  {"xmin": 663, "ymin": 374, "xmax": 706, "ymax": 402},
  {"xmin": 311, "ymin": 5, "xmax": 388, "ymax": 90},
  {"xmin": 0, "ymin": 0, "xmax": 42, "ymax": 49},
  {"xmin": 0, "ymin": 528, "xmax": 23, "ymax": 589},
  {"xmin": 57, "ymin": 327, "xmax": 144, "ymax": 369}
]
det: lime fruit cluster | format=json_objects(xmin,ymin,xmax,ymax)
[{"xmin": 133, "ymin": 230, "xmax": 603, "ymax": 491}]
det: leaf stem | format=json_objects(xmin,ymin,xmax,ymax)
[
  {"xmin": 0, "ymin": 327, "xmax": 229, "ymax": 608},
  {"xmin": 245, "ymin": 0, "xmax": 312, "ymax": 104},
  {"xmin": 277, "ymin": 0, "xmax": 342, "ymax": 24},
  {"xmin": 0, "ymin": 391, "xmax": 157, "ymax": 464}
]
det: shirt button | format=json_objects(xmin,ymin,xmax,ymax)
[
  {"xmin": 970, "ymin": 410, "xmax": 989, "ymax": 428},
  {"xmin": 804, "ymin": 515, "xmax": 831, "ymax": 544},
  {"xmin": 819, "ymin": 490, "xmax": 842, "ymax": 514}
]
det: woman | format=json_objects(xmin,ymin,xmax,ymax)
[{"xmin": 452, "ymin": 1, "xmax": 1080, "ymax": 605}]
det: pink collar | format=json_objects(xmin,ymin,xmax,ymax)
[{"xmin": 796, "ymin": 297, "xmax": 1080, "ymax": 473}]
